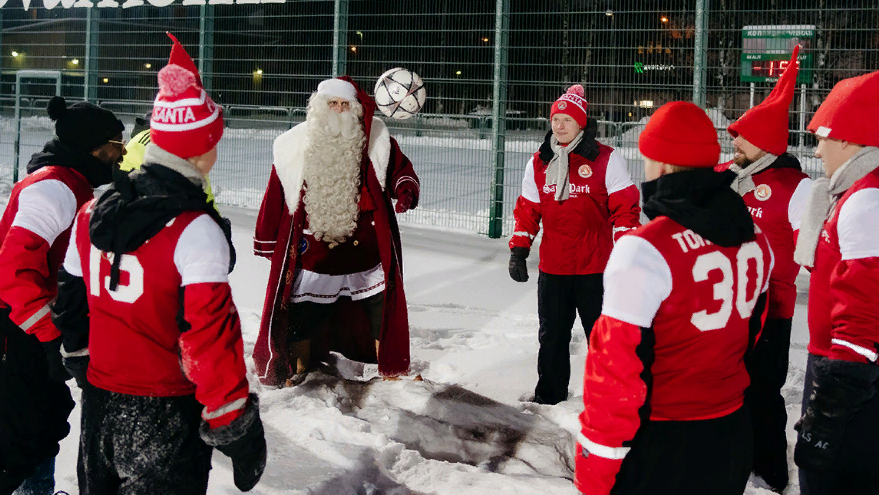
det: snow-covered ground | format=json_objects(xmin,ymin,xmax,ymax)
[{"xmin": 46, "ymin": 206, "xmax": 810, "ymax": 494}]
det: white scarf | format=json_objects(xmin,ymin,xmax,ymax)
[
  {"xmin": 794, "ymin": 146, "xmax": 879, "ymax": 268},
  {"xmin": 545, "ymin": 130, "xmax": 585, "ymax": 202},
  {"xmin": 728, "ymin": 152, "xmax": 778, "ymax": 196}
]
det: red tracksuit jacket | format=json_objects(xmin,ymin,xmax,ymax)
[
  {"xmin": 576, "ymin": 217, "xmax": 774, "ymax": 494},
  {"xmin": 808, "ymin": 167, "xmax": 879, "ymax": 363},
  {"xmin": 510, "ymin": 143, "xmax": 641, "ymax": 275},
  {"xmin": 0, "ymin": 166, "xmax": 93, "ymax": 342},
  {"xmin": 63, "ymin": 201, "xmax": 249, "ymax": 427},
  {"xmin": 717, "ymin": 161, "xmax": 811, "ymax": 319}
]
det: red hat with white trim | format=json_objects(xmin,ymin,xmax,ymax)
[
  {"xmin": 727, "ymin": 45, "xmax": 800, "ymax": 155},
  {"xmin": 150, "ymin": 32, "xmax": 224, "ymax": 159},
  {"xmin": 807, "ymin": 70, "xmax": 879, "ymax": 147},
  {"xmin": 550, "ymin": 85, "xmax": 589, "ymax": 129}
]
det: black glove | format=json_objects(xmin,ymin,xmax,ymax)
[
  {"xmin": 63, "ymin": 352, "xmax": 90, "ymax": 389},
  {"xmin": 220, "ymin": 217, "xmax": 237, "ymax": 273},
  {"xmin": 41, "ymin": 337, "xmax": 71, "ymax": 383},
  {"xmin": 794, "ymin": 358, "xmax": 879, "ymax": 473},
  {"xmin": 200, "ymin": 394, "xmax": 267, "ymax": 492},
  {"xmin": 508, "ymin": 247, "xmax": 530, "ymax": 283}
]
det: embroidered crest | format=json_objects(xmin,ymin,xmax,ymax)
[
  {"xmin": 578, "ymin": 164, "xmax": 593, "ymax": 178},
  {"xmin": 557, "ymin": 101, "xmax": 567, "ymax": 110},
  {"xmin": 754, "ymin": 184, "xmax": 772, "ymax": 201}
]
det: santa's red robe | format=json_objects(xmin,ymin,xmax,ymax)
[{"xmin": 252, "ymin": 93, "xmax": 418, "ymax": 386}]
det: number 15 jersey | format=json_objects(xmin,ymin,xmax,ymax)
[{"xmin": 578, "ymin": 216, "xmax": 774, "ymax": 464}]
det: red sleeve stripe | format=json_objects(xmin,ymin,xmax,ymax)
[
  {"xmin": 577, "ymin": 432, "xmax": 631, "ymax": 460},
  {"xmin": 202, "ymin": 396, "xmax": 247, "ymax": 420},
  {"xmin": 831, "ymin": 338, "xmax": 878, "ymax": 362},
  {"xmin": 19, "ymin": 304, "xmax": 50, "ymax": 331}
]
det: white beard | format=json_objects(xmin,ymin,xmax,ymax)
[{"xmin": 303, "ymin": 93, "xmax": 367, "ymax": 248}]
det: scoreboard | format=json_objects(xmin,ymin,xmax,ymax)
[{"xmin": 740, "ymin": 25, "xmax": 813, "ymax": 84}]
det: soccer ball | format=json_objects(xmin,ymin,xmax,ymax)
[{"xmin": 374, "ymin": 68, "xmax": 426, "ymax": 120}]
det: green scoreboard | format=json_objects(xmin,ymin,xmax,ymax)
[{"xmin": 741, "ymin": 25, "xmax": 814, "ymax": 84}]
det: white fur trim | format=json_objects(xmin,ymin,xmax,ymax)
[
  {"xmin": 273, "ymin": 117, "xmax": 391, "ymax": 214},
  {"xmin": 317, "ymin": 79, "xmax": 357, "ymax": 102}
]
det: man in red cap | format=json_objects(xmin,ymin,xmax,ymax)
[
  {"xmin": 52, "ymin": 34, "xmax": 266, "ymax": 493},
  {"xmin": 509, "ymin": 84, "xmax": 641, "ymax": 405},
  {"xmin": 252, "ymin": 76, "xmax": 419, "ymax": 386},
  {"xmin": 716, "ymin": 46, "xmax": 811, "ymax": 493},
  {"xmin": 575, "ymin": 101, "xmax": 774, "ymax": 495},
  {"xmin": 792, "ymin": 70, "xmax": 879, "ymax": 494}
]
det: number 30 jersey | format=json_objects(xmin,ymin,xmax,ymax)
[
  {"xmin": 577, "ymin": 216, "xmax": 773, "ymax": 469},
  {"xmin": 61, "ymin": 199, "xmax": 249, "ymax": 427}
]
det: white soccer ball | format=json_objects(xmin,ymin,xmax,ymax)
[{"xmin": 374, "ymin": 67, "xmax": 426, "ymax": 120}]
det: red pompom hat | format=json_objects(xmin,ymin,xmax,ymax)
[
  {"xmin": 150, "ymin": 33, "xmax": 224, "ymax": 159},
  {"xmin": 550, "ymin": 85, "xmax": 589, "ymax": 128},
  {"xmin": 638, "ymin": 101, "xmax": 721, "ymax": 168},
  {"xmin": 807, "ymin": 70, "xmax": 879, "ymax": 147},
  {"xmin": 727, "ymin": 45, "xmax": 800, "ymax": 155}
]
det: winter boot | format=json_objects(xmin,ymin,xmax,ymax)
[{"xmin": 285, "ymin": 339, "xmax": 311, "ymax": 387}]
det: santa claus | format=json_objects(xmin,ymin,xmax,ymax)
[{"xmin": 252, "ymin": 77, "xmax": 419, "ymax": 386}]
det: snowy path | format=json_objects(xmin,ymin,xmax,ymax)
[{"xmin": 51, "ymin": 207, "xmax": 810, "ymax": 494}]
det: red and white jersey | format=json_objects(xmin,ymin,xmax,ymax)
[
  {"xmin": 576, "ymin": 216, "xmax": 773, "ymax": 491},
  {"xmin": 808, "ymin": 167, "xmax": 879, "ymax": 363},
  {"xmin": 509, "ymin": 144, "xmax": 641, "ymax": 275},
  {"xmin": 718, "ymin": 161, "xmax": 811, "ymax": 319},
  {"xmin": 63, "ymin": 201, "xmax": 249, "ymax": 427},
  {"xmin": 0, "ymin": 166, "xmax": 92, "ymax": 342}
]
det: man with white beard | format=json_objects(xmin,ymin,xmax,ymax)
[{"xmin": 252, "ymin": 77, "xmax": 420, "ymax": 387}]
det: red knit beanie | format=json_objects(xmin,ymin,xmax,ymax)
[
  {"xmin": 808, "ymin": 70, "xmax": 879, "ymax": 147},
  {"xmin": 727, "ymin": 45, "xmax": 800, "ymax": 155},
  {"xmin": 638, "ymin": 101, "xmax": 720, "ymax": 168},
  {"xmin": 550, "ymin": 85, "xmax": 589, "ymax": 128},
  {"xmin": 150, "ymin": 33, "xmax": 224, "ymax": 159}
]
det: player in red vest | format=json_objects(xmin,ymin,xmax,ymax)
[
  {"xmin": 715, "ymin": 46, "xmax": 811, "ymax": 493},
  {"xmin": 793, "ymin": 70, "xmax": 879, "ymax": 494},
  {"xmin": 575, "ymin": 101, "xmax": 774, "ymax": 495},
  {"xmin": 0, "ymin": 96, "xmax": 124, "ymax": 493},
  {"xmin": 51, "ymin": 34, "xmax": 265, "ymax": 494},
  {"xmin": 509, "ymin": 84, "xmax": 641, "ymax": 405}
]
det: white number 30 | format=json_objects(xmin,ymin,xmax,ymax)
[
  {"xmin": 690, "ymin": 242, "xmax": 764, "ymax": 332},
  {"xmin": 88, "ymin": 245, "xmax": 145, "ymax": 304}
]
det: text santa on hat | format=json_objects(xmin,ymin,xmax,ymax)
[
  {"xmin": 151, "ymin": 33, "xmax": 224, "ymax": 158},
  {"xmin": 727, "ymin": 45, "xmax": 801, "ymax": 155},
  {"xmin": 550, "ymin": 84, "xmax": 589, "ymax": 128}
]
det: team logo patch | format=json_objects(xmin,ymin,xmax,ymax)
[
  {"xmin": 557, "ymin": 102, "xmax": 567, "ymax": 110},
  {"xmin": 578, "ymin": 164, "xmax": 593, "ymax": 178},
  {"xmin": 298, "ymin": 237, "xmax": 309, "ymax": 255},
  {"xmin": 754, "ymin": 184, "xmax": 772, "ymax": 201}
]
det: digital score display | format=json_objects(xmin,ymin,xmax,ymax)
[{"xmin": 750, "ymin": 59, "xmax": 801, "ymax": 78}]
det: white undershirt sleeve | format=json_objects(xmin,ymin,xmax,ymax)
[
  {"xmin": 12, "ymin": 179, "xmax": 78, "ymax": 245},
  {"xmin": 174, "ymin": 214, "xmax": 230, "ymax": 286},
  {"xmin": 62, "ymin": 215, "xmax": 83, "ymax": 277},
  {"xmin": 837, "ymin": 188, "xmax": 879, "ymax": 261},
  {"xmin": 601, "ymin": 236, "xmax": 672, "ymax": 328}
]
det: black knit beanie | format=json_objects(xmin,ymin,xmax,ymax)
[{"xmin": 47, "ymin": 96, "xmax": 125, "ymax": 154}]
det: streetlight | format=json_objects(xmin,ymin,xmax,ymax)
[
  {"xmin": 350, "ymin": 46, "xmax": 357, "ymax": 53},
  {"xmin": 103, "ymin": 78, "xmax": 109, "ymax": 83},
  {"xmin": 661, "ymin": 16, "xmax": 669, "ymax": 23},
  {"xmin": 605, "ymin": 9, "xmax": 613, "ymax": 17},
  {"xmin": 11, "ymin": 51, "xmax": 19, "ymax": 58},
  {"xmin": 481, "ymin": 37, "xmax": 490, "ymax": 43},
  {"xmin": 71, "ymin": 59, "xmax": 79, "ymax": 65},
  {"xmin": 144, "ymin": 63, "xmax": 152, "ymax": 69},
  {"xmin": 255, "ymin": 69, "xmax": 263, "ymax": 75},
  {"xmin": 455, "ymin": 70, "xmax": 462, "ymax": 76}
]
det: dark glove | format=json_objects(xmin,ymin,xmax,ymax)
[
  {"xmin": 794, "ymin": 358, "xmax": 879, "ymax": 473},
  {"xmin": 200, "ymin": 394, "xmax": 267, "ymax": 492},
  {"xmin": 63, "ymin": 352, "xmax": 90, "ymax": 389},
  {"xmin": 508, "ymin": 247, "xmax": 530, "ymax": 283},
  {"xmin": 394, "ymin": 187, "xmax": 416, "ymax": 214},
  {"xmin": 220, "ymin": 217, "xmax": 237, "ymax": 273},
  {"xmin": 41, "ymin": 337, "xmax": 71, "ymax": 383}
]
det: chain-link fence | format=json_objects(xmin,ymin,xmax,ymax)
[{"xmin": 1, "ymin": 1, "xmax": 876, "ymax": 235}]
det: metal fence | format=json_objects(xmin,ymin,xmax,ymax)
[{"xmin": 0, "ymin": 1, "xmax": 876, "ymax": 237}]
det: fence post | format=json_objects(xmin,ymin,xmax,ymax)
[
  {"xmin": 199, "ymin": 5, "xmax": 214, "ymax": 92},
  {"xmin": 693, "ymin": 0, "xmax": 709, "ymax": 107},
  {"xmin": 332, "ymin": 0, "xmax": 349, "ymax": 77},
  {"xmin": 84, "ymin": 9, "xmax": 100, "ymax": 102},
  {"xmin": 488, "ymin": 0, "xmax": 510, "ymax": 239}
]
